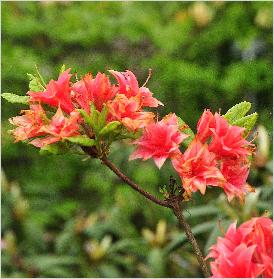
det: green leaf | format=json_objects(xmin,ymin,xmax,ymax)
[
  {"xmin": 35, "ymin": 64, "xmax": 47, "ymax": 87},
  {"xmin": 27, "ymin": 73, "xmax": 44, "ymax": 92},
  {"xmin": 39, "ymin": 143, "xmax": 69, "ymax": 155},
  {"xmin": 78, "ymin": 104, "xmax": 110, "ymax": 136},
  {"xmin": 25, "ymin": 255, "xmax": 79, "ymax": 271},
  {"xmin": 185, "ymin": 205, "xmax": 219, "ymax": 219},
  {"xmin": 223, "ymin": 102, "xmax": 258, "ymax": 135},
  {"xmin": 65, "ymin": 135, "xmax": 95, "ymax": 147},
  {"xmin": 177, "ymin": 116, "xmax": 195, "ymax": 147},
  {"xmin": 77, "ymin": 109, "xmax": 92, "ymax": 126},
  {"xmin": 223, "ymin": 101, "xmax": 251, "ymax": 123},
  {"xmin": 97, "ymin": 104, "xmax": 108, "ymax": 130},
  {"xmin": 232, "ymin": 112, "xmax": 258, "ymax": 135},
  {"xmin": 113, "ymin": 128, "xmax": 141, "ymax": 140},
  {"xmin": 99, "ymin": 264, "xmax": 121, "ymax": 278},
  {"xmin": 108, "ymin": 238, "xmax": 146, "ymax": 254},
  {"xmin": 204, "ymin": 219, "xmax": 231, "ymax": 254},
  {"xmin": 1, "ymin": 93, "xmax": 30, "ymax": 104},
  {"xmin": 165, "ymin": 220, "xmax": 216, "ymax": 254},
  {"xmin": 43, "ymin": 266, "xmax": 73, "ymax": 278},
  {"xmin": 59, "ymin": 64, "xmax": 66, "ymax": 74},
  {"xmin": 99, "ymin": 121, "xmax": 121, "ymax": 137},
  {"xmin": 148, "ymin": 248, "xmax": 166, "ymax": 277},
  {"xmin": 90, "ymin": 104, "xmax": 101, "ymax": 132},
  {"xmin": 242, "ymin": 188, "xmax": 261, "ymax": 219}
]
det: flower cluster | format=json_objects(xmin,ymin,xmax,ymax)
[
  {"xmin": 9, "ymin": 68, "xmax": 162, "ymax": 148},
  {"xmin": 5, "ymin": 66, "xmax": 268, "ymax": 278},
  {"xmin": 8, "ymin": 67, "xmax": 256, "ymax": 202},
  {"xmin": 206, "ymin": 217, "xmax": 273, "ymax": 278},
  {"xmin": 131, "ymin": 109, "xmax": 254, "ymax": 202}
]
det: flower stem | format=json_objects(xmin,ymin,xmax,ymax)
[
  {"xmin": 171, "ymin": 200, "xmax": 211, "ymax": 277},
  {"xmin": 101, "ymin": 156, "xmax": 170, "ymax": 208}
]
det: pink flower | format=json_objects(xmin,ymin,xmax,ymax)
[
  {"xmin": 129, "ymin": 114, "xmax": 188, "ymax": 168},
  {"xmin": 220, "ymin": 157, "xmax": 253, "ymax": 202},
  {"xmin": 28, "ymin": 69, "xmax": 74, "ymax": 114},
  {"xmin": 172, "ymin": 139, "xmax": 225, "ymax": 195},
  {"xmin": 30, "ymin": 107, "xmax": 80, "ymax": 148},
  {"xmin": 207, "ymin": 217, "xmax": 273, "ymax": 278},
  {"xmin": 71, "ymin": 73, "xmax": 93, "ymax": 113},
  {"xmin": 241, "ymin": 217, "xmax": 273, "ymax": 278},
  {"xmin": 109, "ymin": 70, "xmax": 163, "ymax": 108},
  {"xmin": 197, "ymin": 109, "xmax": 215, "ymax": 142},
  {"xmin": 72, "ymin": 72, "xmax": 117, "ymax": 112},
  {"xmin": 197, "ymin": 110, "xmax": 253, "ymax": 159},
  {"xmin": 209, "ymin": 113, "xmax": 252, "ymax": 158},
  {"xmin": 107, "ymin": 94, "xmax": 155, "ymax": 131},
  {"xmin": 9, "ymin": 104, "xmax": 47, "ymax": 142},
  {"xmin": 195, "ymin": 109, "xmax": 255, "ymax": 201}
]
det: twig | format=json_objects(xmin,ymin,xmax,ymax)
[
  {"xmin": 84, "ymin": 151, "xmax": 210, "ymax": 277},
  {"xmin": 171, "ymin": 200, "xmax": 211, "ymax": 277},
  {"xmin": 100, "ymin": 156, "xmax": 171, "ymax": 208}
]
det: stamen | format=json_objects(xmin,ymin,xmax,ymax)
[{"xmin": 142, "ymin": 68, "xmax": 152, "ymax": 87}]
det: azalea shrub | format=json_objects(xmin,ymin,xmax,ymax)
[
  {"xmin": 2, "ymin": 66, "xmax": 273, "ymax": 277},
  {"xmin": 2, "ymin": 1, "xmax": 273, "ymax": 278}
]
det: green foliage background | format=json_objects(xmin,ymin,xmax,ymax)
[{"xmin": 1, "ymin": 1, "xmax": 273, "ymax": 278}]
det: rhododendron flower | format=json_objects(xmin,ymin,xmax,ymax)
[
  {"xmin": 197, "ymin": 109, "xmax": 215, "ymax": 142},
  {"xmin": 220, "ymin": 157, "xmax": 253, "ymax": 202},
  {"xmin": 209, "ymin": 113, "xmax": 252, "ymax": 158},
  {"xmin": 107, "ymin": 94, "xmax": 155, "ymax": 131},
  {"xmin": 172, "ymin": 140, "xmax": 225, "ymax": 194},
  {"xmin": 241, "ymin": 217, "xmax": 273, "ymax": 278},
  {"xmin": 197, "ymin": 110, "xmax": 252, "ymax": 159},
  {"xmin": 30, "ymin": 107, "xmax": 80, "ymax": 148},
  {"xmin": 207, "ymin": 217, "xmax": 273, "ymax": 278},
  {"xmin": 129, "ymin": 114, "xmax": 188, "ymax": 168},
  {"xmin": 28, "ymin": 69, "xmax": 74, "ymax": 114},
  {"xmin": 195, "ymin": 109, "xmax": 255, "ymax": 201},
  {"xmin": 72, "ymin": 72, "xmax": 117, "ymax": 112},
  {"xmin": 109, "ymin": 70, "xmax": 163, "ymax": 108},
  {"xmin": 9, "ymin": 104, "xmax": 47, "ymax": 142}
]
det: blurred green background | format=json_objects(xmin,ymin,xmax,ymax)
[{"xmin": 1, "ymin": 1, "xmax": 273, "ymax": 278}]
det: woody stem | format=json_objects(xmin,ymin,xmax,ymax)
[
  {"xmin": 89, "ymin": 153, "xmax": 210, "ymax": 277},
  {"xmin": 100, "ymin": 156, "xmax": 171, "ymax": 208},
  {"xmin": 171, "ymin": 200, "xmax": 211, "ymax": 277}
]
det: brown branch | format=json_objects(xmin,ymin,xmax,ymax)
[
  {"xmin": 100, "ymin": 156, "xmax": 171, "ymax": 208},
  {"xmin": 171, "ymin": 200, "xmax": 211, "ymax": 277},
  {"xmin": 83, "ymin": 149, "xmax": 210, "ymax": 276}
]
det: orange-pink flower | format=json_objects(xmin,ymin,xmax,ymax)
[
  {"xmin": 197, "ymin": 110, "xmax": 252, "ymax": 159},
  {"xmin": 195, "ymin": 109, "xmax": 255, "ymax": 201},
  {"xmin": 172, "ymin": 139, "xmax": 225, "ymax": 195},
  {"xmin": 30, "ymin": 107, "xmax": 80, "ymax": 148},
  {"xmin": 206, "ymin": 217, "xmax": 273, "ymax": 278},
  {"xmin": 9, "ymin": 104, "xmax": 48, "ymax": 142},
  {"xmin": 107, "ymin": 94, "xmax": 155, "ymax": 131},
  {"xmin": 209, "ymin": 113, "xmax": 252, "ymax": 158},
  {"xmin": 129, "ymin": 114, "xmax": 188, "ymax": 168},
  {"xmin": 109, "ymin": 70, "xmax": 163, "ymax": 108},
  {"xmin": 197, "ymin": 109, "xmax": 216, "ymax": 142},
  {"xmin": 28, "ymin": 69, "xmax": 74, "ymax": 114},
  {"xmin": 241, "ymin": 217, "xmax": 273, "ymax": 278},
  {"xmin": 220, "ymin": 157, "xmax": 253, "ymax": 202},
  {"xmin": 72, "ymin": 72, "xmax": 117, "ymax": 112}
]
